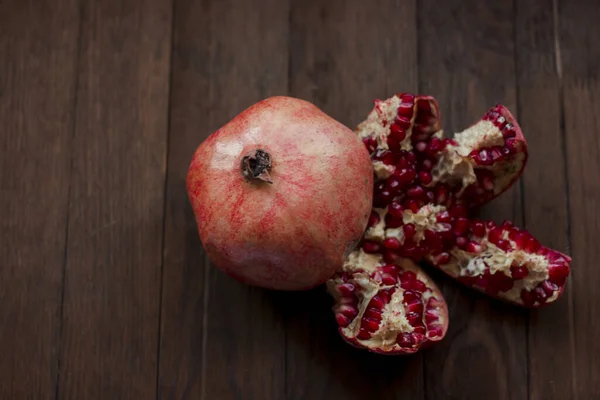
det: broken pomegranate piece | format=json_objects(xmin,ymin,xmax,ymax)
[
  {"xmin": 327, "ymin": 251, "xmax": 448, "ymax": 355},
  {"xmin": 358, "ymin": 93, "xmax": 528, "ymax": 209},
  {"xmin": 349, "ymin": 92, "xmax": 570, "ymax": 308}
]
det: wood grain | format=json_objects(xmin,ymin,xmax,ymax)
[
  {"xmin": 418, "ymin": 1, "xmax": 528, "ymax": 399},
  {"xmin": 0, "ymin": 1, "xmax": 79, "ymax": 398},
  {"xmin": 286, "ymin": 0, "xmax": 423, "ymax": 398},
  {"xmin": 158, "ymin": 0, "xmax": 289, "ymax": 399},
  {"xmin": 559, "ymin": 0, "xmax": 600, "ymax": 397},
  {"xmin": 515, "ymin": 1, "xmax": 574, "ymax": 398},
  {"xmin": 56, "ymin": 0, "xmax": 172, "ymax": 398}
]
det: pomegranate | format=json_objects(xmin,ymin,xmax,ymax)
[
  {"xmin": 328, "ymin": 253, "xmax": 448, "ymax": 355},
  {"xmin": 340, "ymin": 92, "xmax": 571, "ymax": 309},
  {"xmin": 186, "ymin": 96, "xmax": 374, "ymax": 291}
]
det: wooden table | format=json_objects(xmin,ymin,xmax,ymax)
[{"xmin": 2, "ymin": 0, "xmax": 598, "ymax": 398}]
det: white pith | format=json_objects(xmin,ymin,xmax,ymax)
[{"xmin": 335, "ymin": 250, "xmax": 446, "ymax": 351}]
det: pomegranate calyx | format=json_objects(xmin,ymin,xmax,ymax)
[{"xmin": 241, "ymin": 148, "xmax": 273, "ymax": 184}]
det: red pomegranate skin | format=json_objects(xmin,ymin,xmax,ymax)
[{"xmin": 186, "ymin": 96, "xmax": 374, "ymax": 290}]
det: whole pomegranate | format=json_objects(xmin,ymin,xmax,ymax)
[
  {"xmin": 186, "ymin": 96, "xmax": 374, "ymax": 291},
  {"xmin": 328, "ymin": 92, "xmax": 571, "ymax": 355}
]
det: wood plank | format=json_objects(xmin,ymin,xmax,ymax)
[
  {"xmin": 0, "ymin": 1, "xmax": 79, "ymax": 398},
  {"xmin": 417, "ymin": 1, "xmax": 528, "ymax": 399},
  {"xmin": 56, "ymin": 0, "xmax": 172, "ymax": 398},
  {"xmin": 286, "ymin": 0, "xmax": 423, "ymax": 398},
  {"xmin": 158, "ymin": 0, "xmax": 289, "ymax": 398},
  {"xmin": 558, "ymin": 0, "xmax": 600, "ymax": 397},
  {"xmin": 515, "ymin": 1, "xmax": 574, "ymax": 398}
]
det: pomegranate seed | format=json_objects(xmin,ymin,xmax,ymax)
[
  {"xmin": 385, "ymin": 213, "xmax": 404, "ymax": 229},
  {"xmin": 465, "ymin": 241, "xmax": 482, "ymax": 253},
  {"xmin": 488, "ymin": 227, "xmax": 503, "ymax": 245},
  {"xmin": 413, "ymin": 280, "xmax": 427, "ymax": 292},
  {"xmin": 394, "ymin": 167, "xmax": 416, "ymax": 185},
  {"xmin": 455, "ymin": 236, "xmax": 468, "ymax": 248},
  {"xmin": 413, "ymin": 325, "xmax": 426, "ymax": 334},
  {"xmin": 453, "ymin": 217, "xmax": 470, "ymax": 235},
  {"xmin": 337, "ymin": 283, "xmax": 356, "ymax": 296},
  {"xmin": 387, "ymin": 132, "xmax": 405, "ymax": 151},
  {"xmin": 339, "ymin": 304, "xmax": 358, "ymax": 318},
  {"xmin": 541, "ymin": 280, "xmax": 558, "ymax": 296},
  {"xmin": 405, "ymin": 199, "xmax": 420, "ymax": 213},
  {"xmin": 395, "ymin": 116, "xmax": 412, "ymax": 130},
  {"xmin": 403, "ymin": 290, "xmax": 419, "ymax": 303},
  {"xmin": 383, "ymin": 249, "xmax": 400, "ymax": 264},
  {"xmin": 477, "ymin": 149, "xmax": 493, "ymax": 165},
  {"xmin": 496, "ymin": 239, "xmax": 512, "ymax": 251},
  {"xmin": 525, "ymin": 236, "xmax": 541, "ymax": 253},
  {"xmin": 407, "ymin": 185, "xmax": 425, "ymax": 198},
  {"xmin": 436, "ymin": 184, "xmax": 449, "ymax": 205},
  {"xmin": 421, "ymin": 159, "xmax": 433, "ymax": 171},
  {"xmin": 400, "ymin": 271, "xmax": 416, "ymax": 285},
  {"xmin": 425, "ymin": 310, "xmax": 438, "ymax": 323},
  {"xmin": 490, "ymin": 147, "xmax": 503, "ymax": 161},
  {"xmin": 381, "ymin": 264, "xmax": 399, "ymax": 274},
  {"xmin": 357, "ymin": 329, "xmax": 371, "ymax": 340},
  {"xmin": 362, "ymin": 241, "xmax": 380, "ymax": 253},
  {"xmin": 415, "ymin": 142, "xmax": 427, "ymax": 152},
  {"xmin": 336, "ymin": 314, "xmax": 351, "ymax": 327},
  {"xmin": 397, "ymin": 332, "xmax": 413, "ymax": 347},
  {"xmin": 403, "ymin": 224, "xmax": 416, "ymax": 239},
  {"xmin": 381, "ymin": 273, "xmax": 397, "ymax": 285},
  {"xmin": 386, "ymin": 176, "xmax": 402, "ymax": 192},
  {"xmin": 362, "ymin": 137, "xmax": 377, "ymax": 153},
  {"xmin": 406, "ymin": 312, "xmax": 421, "ymax": 326},
  {"xmin": 374, "ymin": 189, "xmax": 392, "ymax": 207},
  {"xmin": 400, "ymin": 93, "xmax": 415, "ymax": 103},
  {"xmin": 549, "ymin": 264, "xmax": 569, "ymax": 285},
  {"xmin": 373, "ymin": 149, "xmax": 395, "ymax": 165},
  {"xmin": 449, "ymin": 205, "xmax": 468, "ymax": 218},
  {"xmin": 514, "ymin": 232, "xmax": 530, "ymax": 249},
  {"xmin": 397, "ymin": 103, "xmax": 413, "ymax": 118},
  {"xmin": 436, "ymin": 211, "xmax": 451, "ymax": 223},
  {"xmin": 521, "ymin": 289, "xmax": 536, "ymax": 307},
  {"xmin": 418, "ymin": 171, "xmax": 433, "ymax": 185},
  {"xmin": 501, "ymin": 146, "xmax": 512, "ymax": 156},
  {"xmin": 424, "ymin": 229, "xmax": 442, "ymax": 253},
  {"xmin": 362, "ymin": 318, "xmax": 380, "ymax": 332},
  {"xmin": 405, "ymin": 299, "xmax": 424, "ymax": 314},
  {"xmin": 388, "ymin": 201, "xmax": 404, "ymax": 218},
  {"xmin": 465, "ymin": 221, "xmax": 483, "ymax": 238},
  {"xmin": 406, "ymin": 151, "xmax": 417, "ymax": 163},
  {"xmin": 367, "ymin": 211, "xmax": 380, "ymax": 228},
  {"xmin": 370, "ymin": 296, "xmax": 385, "ymax": 309},
  {"xmin": 486, "ymin": 220, "xmax": 497, "ymax": 229},
  {"xmin": 433, "ymin": 252, "xmax": 451, "ymax": 265},
  {"xmin": 427, "ymin": 327, "xmax": 443, "ymax": 338},
  {"xmin": 534, "ymin": 286, "xmax": 548, "ymax": 303},
  {"xmin": 427, "ymin": 137, "xmax": 443, "ymax": 155},
  {"xmin": 383, "ymin": 237, "xmax": 401, "ymax": 250},
  {"xmin": 501, "ymin": 220, "xmax": 513, "ymax": 229},
  {"xmin": 510, "ymin": 265, "xmax": 529, "ymax": 279},
  {"xmin": 505, "ymin": 138, "xmax": 517, "ymax": 152},
  {"xmin": 365, "ymin": 307, "xmax": 383, "ymax": 320}
]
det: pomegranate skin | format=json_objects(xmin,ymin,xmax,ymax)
[{"xmin": 186, "ymin": 96, "xmax": 374, "ymax": 290}]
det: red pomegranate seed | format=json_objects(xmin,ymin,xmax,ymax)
[
  {"xmin": 525, "ymin": 236, "xmax": 541, "ymax": 253},
  {"xmin": 490, "ymin": 147, "xmax": 503, "ymax": 161},
  {"xmin": 405, "ymin": 199, "xmax": 420, "ymax": 212},
  {"xmin": 453, "ymin": 217, "xmax": 470, "ymax": 235},
  {"xmin": 403, "ymin": 224, "xmax": 416, "ymax": 239},
  {"xmin": 369, "ymin": 296, "xmax": 385, "ymax": 309},
  {"xmin": 427, "ymin": 327, "xmax": 443, "ymax": 338},
  {"xmin": 406, "ymin": 312, "xmax": 421, "ymax": 325},
  {"xmin": 501, "ymin": 220, "xmax": 513, "ymax": 229},
  {"xmin": 424, "ymin": 229, "xmax": 443, "ymax": 253},
  {"xmin": 403, "ymin": 290, "xmax": 419, "ymax": 303},
  {"xmin": 465, "ymin": 241, "xmax": 482, "ymax": 253},
  {"xmin": 394, "ymin": 167, "xmax": 417, "ymax": 186},
  {"xmin": 386, "ymin": 176, "xmax": 402, "ymax": 192},
  {"xmin": 486, "ymin": 220, "xmax": 497, "ymax": 229},
  {"xmin": 337, "ymin": 283, "xmax": 356, "ymax": 296},
  {"xmin": 471, "ymin": 220, "xmax": 486, "ymax": 237},
  {"xmin": 405, "ymin": 299, "xmax": 424, "ymax": 314},
  {"xmin": 381, "ymin": 273, "xmax": 397, "ymax": 285},
  {"xmin": 367, "ymin": 211, "xmax": 380, "ymax": 228},
  {"xmin": 502, "ymin": 123, "xmax": 515, "ymax": 137},
  {"xmin": 362, "ymin": 241, "xmax": 380, "ymax": 253},
  {"xmin": 362, "ymin": 137, "xmax": 377, "ymax": 153},
  {"xmin": 449, "ymin": 205, "xmax": 468, "ymax": 218},
  {"xmin": 418, "ymin": 171, "xmax": 433, "ymax": 185},
  {"xmin": 496, "ymin": 239, "xmax": 512, "ymax": 251},
  {"xmin": 549, "ymin": 264, "xmax": 569, "ymax": 285},
  {"xmin": 395, "ymin": 116, "xmax": 412, "ymax": 130},
  {"xmin": 413, "ymin": 325, "xmax": 426, "ymax": 335},
  {"xmin": 373, "ymin": 149, "xmax": 395, "ymax": 165},
  {"xmin": 455, "ymin": 236, "xmax": 467, "ymax": 248},
  {"xmin": 477, "ymin": 149, "xmax": 493, "ymax": 165},
  {"xmin": 362, "ymin": 318, "xmax": 380, "ymax": 332},
  {"xmin": 339, "ymin": 304, "xmax": 358, "ymax": 318},
  {"xmin": 436, "ymin": 184, "xmax": 449, "ymax": 205},
  {"xmin": 514, "ymin": 232, "xmax": 529, "ymax": 249},
  {"xmin": 521, "ymin": 289, "xmax": 536, "ymax": 307},
  {"xmin": 388, "ymin": 201, "xmax": 404, "ymax": 218},
  {"xmin": 421, "ymin": 159, "xmax": 433, "ymax": 171},
  {"xmin": 415, "ymin": 142, "xmax": 427, "ymax": 152},
  {"xmin": 541, "ymin": 280, "xmax": 558, "ymax": 296},
  {"xmin": 427, "ymin": 137, "xmax": 443, "ymax": 155},
  {"xmin": 407, "ymin": 185, "xmax": 425, "ymax": 198},
  {"xmin": 425, "ymin": 309, "xmax": 438, "ymax": 323},
  {"xmin": 397, "ymin": 332, "xmax": 413, "ymax": 347},
  {"xmin": 357, "ymin": 329, "xmax": 371, "ymax": 340},
  {"xmin": 364, "ymin": 307, "xmax": 383, "ymax": 320},
  {"xmin": 433, "ymin": 252, "xmax": 451, "ymax": 265},
  {"xmin": 505, "ymin": 138, "xmax": 517, "ymax": 152},
  {"xmin": 534, "ymin": 286, "xmax": 548, "ymax": 303},
  {"xmin": 397, "ymin": 103, "xmax": 413, "ymax": 118},
  {"xmin": 385, "ymin": 213, "xmax": 404, "ymax": 229},
  {"xmin": 381, "ymin": 264, "xmax": 399, "ymax": 275},
  {"xmin": 336, "ymin": 314, "xmax": 351, "ymax": 327},
  {"xmin": 436, "ymin": 210, "xmax": 451, "ymax": 223},
  {"xmin": 510, "ymin": 265, "xmax": 529, "ymax": 279},
  {"xmin": 412, "ymin": 280, "xmax": 427, "ymax": 293},
  {"xmin": 400, "ymin": 271, "xmax": 416, "ymax": 284},
  {"xmin": 488, "ymin": 227, "xmax": 503, "ymax": 245},
  {"xmin": 387, "ymin": 132, "xmax": 405, "ymax": 151},
  {"xmin": 383, "ymin": 237, "xmax": 401, "ymax": 250}
]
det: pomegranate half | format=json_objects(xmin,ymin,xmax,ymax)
[{"xmin": 186, "ymin": 96, "xmax": 374, "ymax": 290}]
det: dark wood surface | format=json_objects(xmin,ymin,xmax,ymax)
[{"xmin": 1, "ymin": 0, "xmax": 598, "ymax": 398}]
